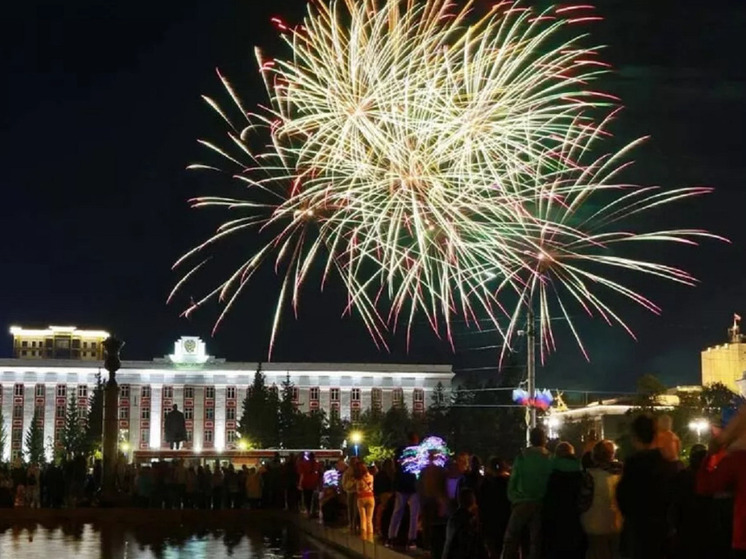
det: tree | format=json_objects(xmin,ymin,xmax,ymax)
[
  {"xmin": 278, "ymin": 374, "xmax": 301, "ymax": 448},
  {"xmin": 85, "ymin": 372, "xmax": 105, "ymax": 456},
  {"xmin": 426, "ymin": 382, "xmax": 450, "ymax": 439},
  {"xmin": 296, "ymin": 409, "xmax": 326, "ymax": 448},
  {"xmin": 60, "ymin": 394, "xmax": 87, "ymax": 459},
  {"xmin": 238, "ymin": 365, "xmax": 280, "ymax": 448},
  {"xmin": 24, "ymin": 408, "xmax": 45, "ymax": 464},
  {"xmin": 634, "ymin": 374, "xmax": 667, "ymax": 410},
  {"xmin": 323, "ymin": 410, "xmax": 349, "ymax": 449},
  {"xmin": 381, "ymin": 404, "xmax": 413, "ymax": 448}
]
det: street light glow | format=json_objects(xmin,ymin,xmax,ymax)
[{"xmin": 350, "ymin": 431, "xmax": 363, "ymax": 445}]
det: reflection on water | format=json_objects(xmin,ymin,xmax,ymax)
[{"xmin": 0, "ymin": 517, "xmax": 327, "ymax": 559}]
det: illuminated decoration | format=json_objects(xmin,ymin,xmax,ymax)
[
  {"xmin": 323, "ymin": 468, "xmax": 340, "ymax": 488},
  {"xmin": 173, "ymin": 0, "xmax": 719, "ymax": 361},
  {"xmin": 513, "ymin": 388, "xmax": 554, "ymax": 411},
  {"xmin": 168, "ymin": 336, "xmax": 210, "ymax": 365},
  {"xmin": 401, "ymin": 436, "xmax": 450, "ymax": 477}
]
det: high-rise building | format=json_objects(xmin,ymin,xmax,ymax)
[
  {"xmin": 10, "ymin": 325, "xmax": 109, "ymax": 361},
  {"xmin": 0, "ymin": 330, "xmax": 453, "ymax": 462},
  {"xmin": 701, "ymin": 315, "xmax": 746, "ymax": 393}
]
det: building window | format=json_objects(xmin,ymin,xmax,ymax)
[
  {"xmin": 141, "ymin": 408, "xmax": 150, "ymax": 420},
  {"xmin": 205, "ymin": 387, "xmax": 215, "ymax": 400},
  {"xmin": 351, "ymin": 388, "xmax": 361, "ymax": 402},
  {"xmin": 118, "ymin": 407, "xmax": 129, "ymax": 420},
  {"xmin": 141, "ymin": 386, "xmax": 151, "ymax": 398},
  {"xmin": 21, "ymin": 341, "xmax": 28, "ymax": 348},
  {"xmin": 184, "ymin": 386, "xmax": 194, "ymax": 399},
  {"xmin": 204, "ymin": 430, "xmax": 213, "ymax": 443},
  {"xmin": 184, "ymin": 407, "xmax": 193, "ymax": 420},
  {"xmin": 227, "ymin": 430, "xmax": 237, "ymax": 443},
  {"xmin": 310, "ymin": 387, "xmax": 320, "ymax": 401},
  {"xmin": 77, "ymin": 385, "xmax": 88, "ymax": 399},
  {"xmin": 226, "ymin": 386, "xmax": 237, "ymax": 400},
  {"xmin": 413, "ymin": 389, "xmax": 424, "ymax": 403},
  {"xmin": 163, "ymin": 386, "xmax": 174, "ymax": 399},
  {"xmin": 34, "ymin": 405, "xmax": 44, "ymax": 421},
  {"xmin": 12, "ymin": 405, "xmax": 23, "ymax": 419},
  {"xmin": 35, "ymin": 384, "xmax": 45, "ymax": 398},
  {"xmin": 392, "ymin": 388, "xmax": 404, "ymax": 407},
  {"xmin": 330, "ymin": 388, "xmax": 340, "ymax": 402},
  {"xmin": 141, "ymin": 429, "xmax": 149, "ymax": 443},
  {"xmin": 12, "ymin": 428, "xmax": 22, "ymax": 441},
  {"xmin": 226, "ymin": 407, "xmax": 236, "ymax": 421},
  {"xmin": 119, "ymin": 385, "xmax": 130, "ymax": 399},
  {"xmin": 371, "ymin": 388, "xmax": 382, "ymax": 409},
  {"xmin": 351, "ymin": 408, "xmax": 361, "ymax": 422},
  {"xmin": 56, "ymin": 385, "xmax": 66, "ymax": 398},
  {"xmin": 205, "ymin": 407, "xmax": 215, "ymax": 420},
  {"xmin": 186, "ymin": 429, "xmax": 193, "ymax": 442},
  {"xmin": 14, "ymin": 384, "xmax": 24, "ymax": 397},
  {"xmin": 56, "ymin": 406, "xmax": 65, "ymax": 419}
]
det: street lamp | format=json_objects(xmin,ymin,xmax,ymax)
[
  {"xmin": 545, "ymin": 416, "xmax": 561, "ymax": 439},
  {"xmin": 689, "ymin": 418, "xmax": 710, "ymax": 442},
  {"xmin": 350, "ymin": 431, "xmax": 363, "ymax": 456}
]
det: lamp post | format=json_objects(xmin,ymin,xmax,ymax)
[
  {"xmin": 689, "ymin": 418, "xmax": 709, "ymax": 443},
  {"xmin": 350, "ymin": 431, "xmax": 363, "ymax": 457},
  {"xmin": 102, "ymin": 336, "xmax": 124, "ymax": 502}
]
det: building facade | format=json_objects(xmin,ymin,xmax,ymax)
[
  {"xmin": 701, "ymin": 317, "xmax": 746, "ymax": 393},
  {"xmin": 0, "ymin": 332, "xmax": 453, "ymax": 462},
  {"xmin": 11, "ymin": 325, "xmax": 108, "ymax": 361}
]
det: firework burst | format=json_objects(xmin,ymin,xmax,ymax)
[{"xmin": 172, "ymin": 0, "xmax": 720, "ymax": 358}]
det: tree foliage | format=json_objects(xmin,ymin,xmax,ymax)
[
  {"xmin": 60, "ymin": 395, "xmax": 88, "ymax": 459},
  {"xmin": 85, "ymin": 372, "xmax": 105, "ymax": 455},
  {"xmin": 238, "ymin": 364, "xmax": 280, "ymax": 448},
  {"xmin": 24, "ymin": 408, "xmax": 45, "ymax": 464}
]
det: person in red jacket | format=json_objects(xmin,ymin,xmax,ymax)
[{"xmin": 697, "ymin": 405, "xmax": 746, "ymax": 558}]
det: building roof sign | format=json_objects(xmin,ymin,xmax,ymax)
[{"xmin": 168, "ymin": 336, "xmax": 211, "ymax": 366}]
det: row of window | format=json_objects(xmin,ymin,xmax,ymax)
[
  {"xmin": 19, "ymin": 339, "xmax": 99, "ymax": 350},
  {"xmin": 7, "ymin": 384, "xmax": 425, "ymax": 403}
]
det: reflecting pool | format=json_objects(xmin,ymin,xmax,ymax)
[{"xmin": 0, "ymin": 515, "xmax": 329, "ymax": 559}]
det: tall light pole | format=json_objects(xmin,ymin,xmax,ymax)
[{"xmin": 527, "ymin": 306, "xmax": 537, "ymax": 430}]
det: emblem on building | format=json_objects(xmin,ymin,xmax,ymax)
[{"xmin": 168, "ymin": 336, "xmax": 210, "ymax": 366}]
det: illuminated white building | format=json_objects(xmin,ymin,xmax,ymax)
[{"xmin": 0, "ymin": 331, "xmax": 453, "ymax": 461}]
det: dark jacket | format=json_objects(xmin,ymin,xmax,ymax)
[
  {"xmin": 442, "ymin": 507, "xmax": 485, "ymax": 559},
  {"xmin": 542, "ymin": 456, "xmax": 585, "ymax": 559},
  {"xmin": 617, "ymin": 448, "xmax": 677, "ymax": 559}
]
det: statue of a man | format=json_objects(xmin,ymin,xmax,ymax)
[{"xmin": 164, "ymin": 404, "xmax": 187, "ymax": 450}]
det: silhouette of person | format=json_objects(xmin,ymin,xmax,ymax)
[{"xmin": 164, "ymin": 404, "xmax": 187, "ymax": 450}]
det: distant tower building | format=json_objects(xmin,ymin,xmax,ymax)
[
  {"xmin": 701, "ymin": 314, "xmax": 746, "ymax": 393},
  {"xmin": 10, "ymin": 325, "xmax": 109, "ymax": 360}
]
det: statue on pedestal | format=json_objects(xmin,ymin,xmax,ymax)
[{"xmin": 164, "ymin": 404, "xmax": 187, "ymax": 450}]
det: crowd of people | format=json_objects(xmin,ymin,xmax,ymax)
[
  {"xmin": 1, "ymin": 406, "xmax": 745, "ymax": 559},
  {"xmin": 322, "ymin": 411, "xmax": 746, "ymax": 559}
]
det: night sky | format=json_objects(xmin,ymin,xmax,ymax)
[{"xmin": 1, "ymin": 0, "xmax": 744, "ymax": 391}]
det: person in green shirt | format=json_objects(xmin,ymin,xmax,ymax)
[{"xmin": 502, "ymin": 427, "xmax": 552, "ymax": 559}]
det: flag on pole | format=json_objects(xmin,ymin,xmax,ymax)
[{"xmin": 735, "ymin": 313, "xmax": 742, "ymax": 322}]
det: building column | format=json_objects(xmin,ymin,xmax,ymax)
[
  {"xmin": 149, "ymin": 385, "xmax": 162, "ymax": 449},
  {"xmin": 44, "ymin": 385, "xmax": 56, "ymax": 461},
  {"xmin": 215, "ymin": 386, "xmax": 226, "ymax": 451}
]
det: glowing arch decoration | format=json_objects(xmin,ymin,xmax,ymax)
[{"xmin": 400, "ymin": 436, "xmax": 450, "ymax": 477}]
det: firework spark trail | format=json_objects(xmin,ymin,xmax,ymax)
[{"xmin": 172, "ymin": 0, "xmax": 722, "ymax": 359}]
